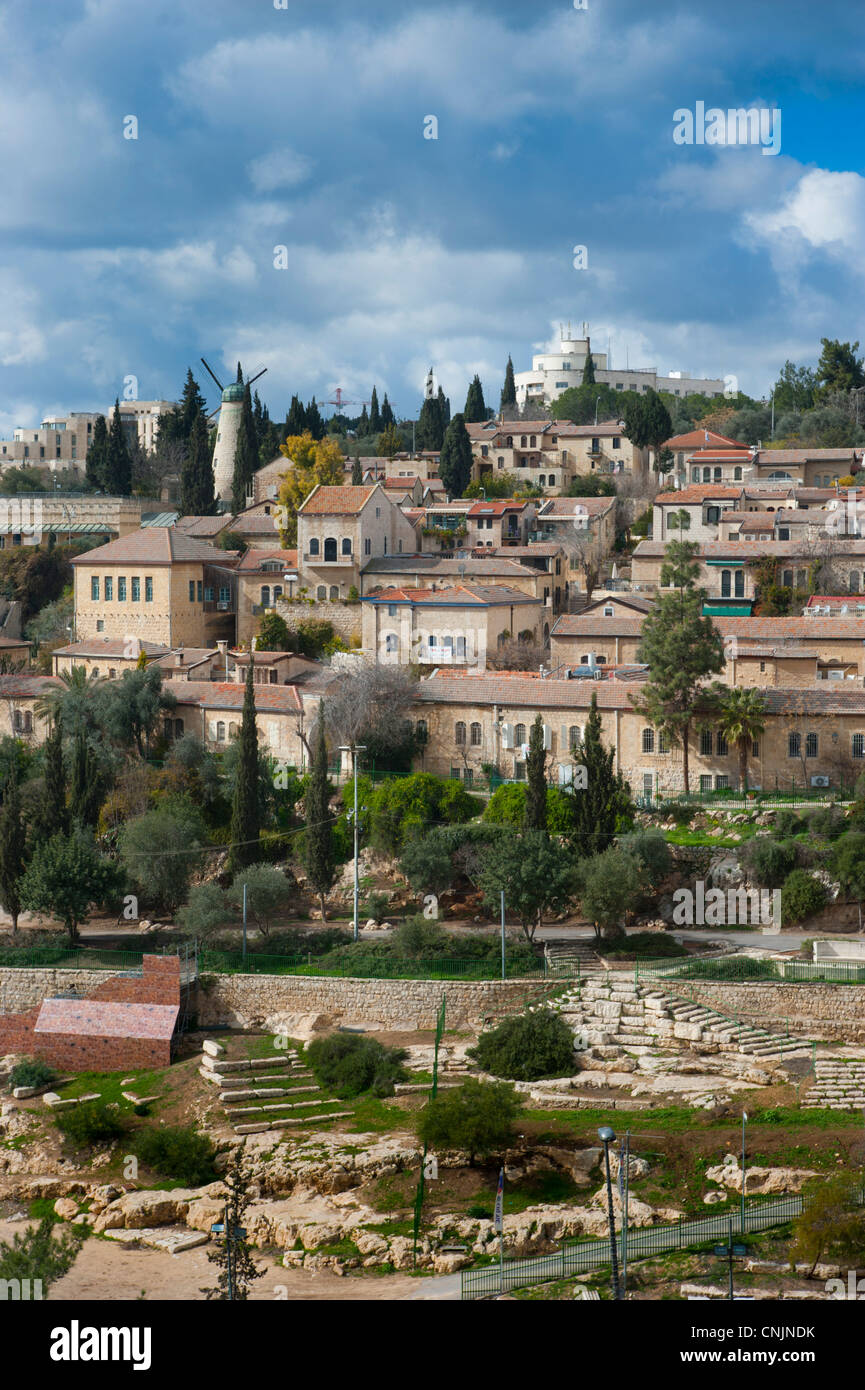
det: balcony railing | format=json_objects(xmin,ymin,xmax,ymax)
[{"xmin": 303, "ymin": 552, "xmax": 354, "ymax": 564}]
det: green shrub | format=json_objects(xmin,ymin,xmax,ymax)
[
  {"xmin": 782, "ymin": 869, "xmax": 828, "ymax": 924},
  {"xmin": 470, "ymin": 1009, "xmax": 576, "ymax": 1081},
  {"xmin": 417, "ymin": 1079, "xmax": 523, "ymax": 1165},
  {"xmin": 9, "ymin": 1058, "xmax": 57, "ymax": 1090},
  {"xmin": 602, "ymin": 931, "xmax": 686, "ymax": 959},
  {"xmin": 133, "ymin": 1125, "xmax": 218, "ymax": 1185},
  {"xmin": 656, "ymin": 801, "xmax": 694, "ymax": 827},
  {"xmin": 55, "ymin": 1102, "xmax": 127, "ymax": 1146},
  {"xmin": 772, "ymin": 809, "xmax": 804, "ymax": 839},
  {"xmin": 364, "ymin": 891, "xmax": 390, "ymax": 924},
  {"xmin": 742, "ymin": 836, "xmax": 798, "ymax": 887},
  {"xmin": 617, "ymin": 830, "xmax": 672, "ymax": 887},
  {"xmin": 805, "ymin": 807, "xmax": 847, "ymax": 842},
  {"xmin": 306, "ymin": 1032, "xmax": 408, "ymax": 1098}
]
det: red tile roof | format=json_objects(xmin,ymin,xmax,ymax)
[
  {"xmin": 363, "ymin": 584, "xmax": 539, "ymax": 606},
  {"xmin": 664, "ymin": 429, "xmax": 747, "ymax": 450},
  {"xmin": 654, "ymin": 486, "xmax": 743, "ymax": 504},
  {"xmin": 163, "ymin": 680, "xmax": 303, "ymax": 713},
  {"xmin": 714, "ymin": 616, "xmax": 865, "ymax": 640},
  {"xmin": 467, "ymin": 500, "xmax": 528, "ymax": 517},
  {"xmin": 298, "ymin": 485, "xmax": 380, "ymax": 515},
  {"xmin": 551, "ymin": 615, "xmax": 644, "ymax": 638},
  {"xmin": 34, "ymin": 999, "xmax": 179, "ymax": 1041},
  {"xmin": 235, "ymin": 547, "xmax": 298, "ymax": 573},
  {"xmin": 69, "ymin": 528, "xmax": 232, "ymax": 567}
]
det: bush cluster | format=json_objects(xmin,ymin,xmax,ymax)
[
  {"xmin": 55, "ymin": 1102, "xmax": 127, "ymax": 1146},
  {"xmin": 306, "ymin": 1032, "xmax": 408, "ymax": 1098},
  {"xmin": 133, "ymin": 1125, "xmax": 218, "ymax": 1185},
  {"xmin": 470, "ymin": 1009, "xmax": 576, "ymax": 1081},
  {"xmin": 9, "ymin": 1058, "xmax": 57, "ymax": 1090}
]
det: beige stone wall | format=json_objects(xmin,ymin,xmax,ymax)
[
  {"xmin": 74, "ymin": 561, "xmax": 233, "ymax": 648},
  {"xmin": 274, "ymin": 596, "xmax": 361, "ymax": 644},
  {"xmin": 197, "ymin": 973, "xmax": 559, "ymax": 1030},
  {"xmin": 550, "ymin": 633, "xmax": 642, "ymax": 667},
  {"xmin": 668, "ymin": 981, "xmax": 865, "ymax": 1043},
  {"xmin": 0, "ymin": 968, "xmax": 120, "ymax": 1013}
]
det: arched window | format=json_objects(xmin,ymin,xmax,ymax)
[
  {"xmin": 788, "ymin": 731, "xmax": 801, "ymax": 758},
  {"xmin": 273, "ymin": 585, "xmax": 282, "ymax": 600},
  {"xmin": 734, "ymin": 466, "xmax": 742, "ymax": 480},
  {"xmin": 329, "ymin": 586, "xmax": 339, "ymax": 601},
  {"xmin": 228, "ymin": 722, "xmax": 239, "ymax": 739},
  {"xmin": 385, "ymin": 633, "xmax": 398, "ymax": 653},
  {"xmin": 455, "ymin": 721, "xmax": 466, "ymax": 746},
  {"xmin": 506, "ymin": 436, "xmax": 513, "ymax": 447},
  {"xmin": 539, "ymin": 476, "xmax": 546, "ymax": 487},
  {"xmin": 569, "ymin": 725, "xmax": 581, "ymax": 750},
  {"xmin": 470, "ymin": 722, "xmax": 482, "ymax": 746},
  {"xmin": 317, "ymin": 585, "xmax": 327, "ymax": 600},
  {"xmin": 721, "ymin": 570, "xmax": 731, "ymax": 597},
  {"xmin": 735, "ymin": 570, "xmax": 745, "ymax": 597},
  {"xmin": 341, "ymin": 537, "xmax": 351, "ymax": 555},
  {"xmin": 13, "ymin": 709, "xmax": 22, "ymax": 732},
  {"xmin": 309, "ymin": 537, "xmax": 319, "ymax": 555},
  {"xmin": 520, "ymin": 435, "xmax": 527, "ymax": 447},
  {"xmin": 658, "ymin": 730, "xmax": 669, "ymax": 754},
  {"xmin": 261, "ymin": 585, "xmax": 271, "ymax": 607},
  {"xmin": 642, "ymin": 728, "xmax": 655, "ymax": 753},
  {"xmin": 782, "ymin": 570, "xmax": 793, "ymax": 588},
  {"xmin": 324, "ymin": 537, "xmax": 337, "ymax": 562},
  {"xmin": 216, "ymin": 721, "xmax": 226, "ymax": 742},
  {"xmin": 416, "ymin": 719, "xmax": 428, "ymax": 743},
  {"xmin": 805, "ymin": 732, "xmax": 818, "ymax": 758},
  {"xmin": 548, "ymin": 475, "xmax": 556, "ymax": 487},
  {"xmin": 543, "ymin": 622, "xmax": 550, "ymax": 644},
  {"xmin": 515, "ymin": 723, "xmax": 527, "ymax": 746}
]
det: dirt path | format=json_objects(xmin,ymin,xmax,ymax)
[{"xmin": 0, "ymin": 1217, "xmax": 420, "ymax": 1301}]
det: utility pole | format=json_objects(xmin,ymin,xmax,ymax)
[
  {"xmin": 500, "ymin": 890, "xmax": 506, "ymax": 982},
  {"xmin": 598, "ymin": 1126, "xmax": 621, "ymax": 1300},
  {"xmin": 242, "ymin": 882, "xmax": 247, "ymax": 961},
  {"xmin": 341, "ymin": 743, "xmax": 367, "ymax": 942}
]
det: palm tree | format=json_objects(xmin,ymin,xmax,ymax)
[
  {"xmin": 34, "ymin": 666, "xmax": 105, "ymax": 737},
  {"xmin": 717, "ymin": 687, "xmax": 767, "ymax": 793}
]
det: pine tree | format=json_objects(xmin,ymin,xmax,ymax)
[
  {"xmin": 633, "ymin": 540, "xmax": 725, "ymax": 794},
  {"xmin": 380, "ymin": 393, "xmax": 395, "ymax": 429},
  {"xmin": 285, "ymin": 395, "xmax": 306, "ymax": 436},
  {"xmin": 582, "ymin": 353, "xmax": 596, "ymax": 385},
  {"xmin": 203, "ymin": 1146, "xmax": 264, "ymax": 1301},
  {"xmin": 179, "ymin": 368, "xmax": 208, "ymax": 436},
  {"xmin": 181, "ymin": 411, "xmax": 215, "ymax": 515},
  {"xmin": 438, "ymin": 413, "xmax": 473, "ymax": 497},
  {"xmin": 500, "ymin": 355, "xmax": 517, "ymax": 410},
  {"xmin": 464, "ymin": 374, "xmax": 487, "ymax": 423},
  {"xmin": 229, "ymin": 657, "xmax": 261, "ymax": 874},
  {"xmin": 0, "ymin": 774, "xmax": 26, "ymax": 934},
  {"xmin": 103, "ymin": 401, "xmax": 132, "ymax": 495},
  {"xmin": 304, "ymin": 716, "xmax": 335, "ymax": 920},
  {"xmin": 36, "ymin": 722, "xmax": 68, "ymax": 841},
  {"xmin": 564, "ymin": 692, "xmax": 632, "ymax": 859},
  {"xmin": 232, "ymin": 383, "xmax": 258, "ymax": 513},
  {"xmin": 351, "ymin": 455, "xmax": 363, "ymax": 485},
  {"xmin": 85, "ymin": 414, "xmax": 109, "ymax": 489},
  {"xmin": 369, "ymin": 387, "xmax": 382, "ymax": 435},
  {"xmin": 523, "ymin": 714, "xmax": 548, "ymax": 832}
]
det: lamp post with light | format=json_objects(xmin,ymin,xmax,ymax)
[{"xmin": 598, "ymin": 1125, "xmax": 621, "ymax": 1300}]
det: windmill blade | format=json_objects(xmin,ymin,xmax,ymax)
[
  {"xmin": 200, "ymin": 356, "xmax": 225, "ymax": 392},
  {"xmin": 206, "ymin": 406, "xmax": 221, "ymax": 422},
  {"xmin": 246, "ymin": 366, "xmax": 268, "ymax": 387}
]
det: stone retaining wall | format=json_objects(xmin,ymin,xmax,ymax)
[
  {"xmin": 275, "ymin": 598, "xmax": 361, "ymax": 643},
  {"xmin": 668, "ymin": 981, "xmax": 865, "ymax": 1043},
  {"xmin": 0, "ymin": 969, "xmax": 109, "ymax": 1014},
  {"xmin": 197, "ymin": 973, "xmax": 560, "ymax": 1031}
]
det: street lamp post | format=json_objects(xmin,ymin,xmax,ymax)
[
  {"xmin": 598, "ymin": 1125, "xmax": 621, "ymax": 1300},
  {"xmin": 340, "ymin": 743, "xmax": 366, "ymax": 942}
]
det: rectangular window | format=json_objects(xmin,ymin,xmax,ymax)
[
  {"xmin": 700, "ymin": 729, "xmax": 712, "ymax": 756},
  {"xmin": 658, "ymin": 731, "xmax": 669, "ymax": 754},
  {"xmin": 204, "ymin": 587, "xmax": 214, "ymax": 602},
  {"xmin": 105, "ymin": 577, "xmax": 113, "ymax": 601},
  {"xmin": 118, "ymin": 576, "xmax": 127, "ymax": 601},
  {"xmin": 131, "ymin": 577, "xmax": 140, "ymax": 602},
  {"xmin": 853, "ymin": 734, "xmax": 865, "ymax": 759},
  {"xmin": 788, "ymin": 732, "xmax": 801, "ymax": 758},
  {"xmin": 219, "ymin": 586, "xmax": 230, "ymax": 604},
  {"xmin": 145, "ymin": 576, "xmax": 153, "ymax": 602},
  {"xmin": 805, "ymin": 732, "xmax": 818, "ymax": 758},
  {"xmin": 189, "ymin": 580, "xmax": 195, "ymax": 602},
  {"xmin": 716, "ymin": 732, "xmax": 728, "ymax": 756},
  {"xmin": 91, "ymin": 577, "xmax": 99, "ymax": 600},
  {"xmin": 699, "ymin": 775, "xmax": 712, "ymax": 792},
  {"xmin": 751, "ymin": 739, "xmax": 759, "ymax": 758},
  {"xmin": 364, "ymin": 538, "xmax": 371, "ymax": 555},
  {"xmin": 715, "ymin": 774, "xmax": 729, "ymax": 790},
  {"xmin": 197, "ymin": 581, "xmax": 203, "ymax": 603}
]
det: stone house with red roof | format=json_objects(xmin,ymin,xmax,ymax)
[{"xmin": 296, "ymin": 484, "xmax": 417, "ymax": 600}]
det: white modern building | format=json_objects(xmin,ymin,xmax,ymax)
[{"xmin": 514, "ymin": 326, "xmax": 726, "ymax": 409}]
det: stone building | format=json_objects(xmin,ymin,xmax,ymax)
[
  {"xmin": 361, "ymin": 584, "xmax": 544, "ymax": 669},
  {"xmin": 70, "ymin": 528, "xmax": 239, "ymax": 648},
  {"xmin": 297, "ymin": 484, "xmax": 417, "ymax": 600},
  {"xmin": 161, "ymin": 679, "xmax": 307, "ymax": 765}
]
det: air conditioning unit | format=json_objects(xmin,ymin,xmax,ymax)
[{"xmin": 811, "ymin": 775, "xmax": 830, "ymax": 788}]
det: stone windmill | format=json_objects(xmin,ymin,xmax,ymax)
[{"xmin": 200, "ymin": 357, "xmax": 268, "ymax": 508}]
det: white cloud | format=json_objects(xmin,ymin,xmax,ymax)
[
  {"xmin": 247, "ymin": 148, "xmax": 312, "ymax": 192},
  {"xmin": 744, "ymin": 168, "xmax": 865, "ymax": 264}
]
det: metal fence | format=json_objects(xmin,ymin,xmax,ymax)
[
  {"xmin": 636, "ymin": 956, "xmax": 865, "ymax": 987},
  {"xmin": 0, "ymin": 946, "xmax": 147, "ymax": 971},
  {"xmin": 461, "ymin": 1193, "xmax": 806, "ymax": 1299}
]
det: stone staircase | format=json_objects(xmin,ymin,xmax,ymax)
[
  {"xmin": 543, "ymin": 939, "xmax": 606, "ymax": 979},
  {"xmin": 553, "ymin": 976, "xmax": 812, "ymax": 1066},
  {"xmin": 806, "ymin": 1058, "xmax": 865, "ymax": 1110},
  {"xmin": 199, "ymin": 1043, "xmax": 352, "ymax": 1134}
]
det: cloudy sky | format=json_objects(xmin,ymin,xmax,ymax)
[{"xmin": 1, "ymin": 0, "xmax": 864, "ymax": 433}]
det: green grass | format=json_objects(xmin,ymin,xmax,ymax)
[
  {"xmin": 473, "ymin": 1171, "xmax": 586, "ymax": 1213},
  {"xmin": 58, "ymin": 1068, "xmax": 168, "ymax": 1108}
]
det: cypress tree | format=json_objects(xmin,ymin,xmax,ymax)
[
  {"xmin": 0, "ymin": 774, "xmax": 26, "ymax": 934},
  {"xmin": 464, "ymin": 374, "xmax": 487, "ymax": 423},
  {"xmin": 104, "ymin": 401, "xmax": 132, "ymax": 495},
  {"xmin": 368, "ymin": 387, "xmax": 382, "ymax": 435},
  {"xmin": 229, "ymin": 657, "xmax": 261, "ymax": 873},
  {"xmin": 438, "ymin": 413, "xmax": 473, "ymax": 497},
  {"xmin": 437, "ymin": 385, "xmax": 450, "ymax": 432},
  {"xmin": 232, "ymin": 383, "xmax": 258, "ymax": 513},
  {"xmin": 351, "ymin": 455, "xmax": 363, "ymax": 485},
  {"xmin": 69, "ymin": 729, "xmax": 101, "ymax": 826},
  {"xmin": 285, "ymin": 395, "xmax": 306, "ymax": 436},
  {"xmin": 380, "ymin": 393, "xmax": 395, "ymax": 429},
  {"xmin": 564, "ymin": 692, "xmax": 632, "ymax": 859},
  {"xmin": 500, "ymin": 355, "xmax": 517, "ymax": 410},
  {"xmin": 358, "ymin": 404, "xmax": 370, "ymax": 436},
  {"xmin": 582, "ymin": 352, "xmax": 596, "ymax": 385},
  {"xmin": 304, "ymin": 716, "xmax": 335, "ymax": 920},
  {"xmin": 181, "ymin": 411, "xmax": 216, "ymax": 515},
  {"xmin": 416, "ymin": 395, "xmax": 440, "ymax": 450},
  {"xmin": 180, "ymin": 368, "xmax": 208, "ymax": 436},
  {"xmin": 85, "ymin": 414, "xmax": 109, "ymax": 489},
  {"xmin": 524, "ymin": 714, "xmax": 548, "ymax": 833},
  {"xmin": 305, "ymin": 398, "xmax": 325, "ymax": 441},
  {"xmin": 36, "ymin": 722, "xmax": 68, "ymax": 840}
]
